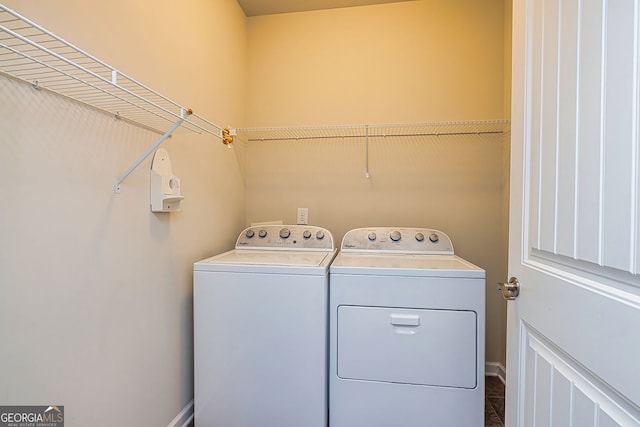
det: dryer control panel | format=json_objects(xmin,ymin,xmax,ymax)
[
  {"xmin": 236, "ymin": 225, "xmax": 334, "ymax": 250},
  {"xmin": 340, "ymin": 227, "xmax": 453, "ymax": 255}
]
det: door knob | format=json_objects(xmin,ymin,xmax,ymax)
[{"xmin": 498, "ymin": 277, "xmax": 520, "ymax": 300}]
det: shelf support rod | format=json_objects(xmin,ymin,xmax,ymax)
[
  {"xmin": 114, "ymin": 109, "xmax": 191, "ymax": 193},
  {"xmin": 365, "ymin": 125, "xmax": 370, "ymax": 179}
]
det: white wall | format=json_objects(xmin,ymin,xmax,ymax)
[
  {"xmin": 244, "ymin": 0, "xmax": 509, "ymax": 368},
  {"xmin": 0, "ymin": 1, "xmax": 246, "ymax": 426}
]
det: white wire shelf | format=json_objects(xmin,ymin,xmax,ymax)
[
  {"xmin": 237, "ymin": 120, "xmax": 510, "ymax": 142},
  {"xmin": 237, "ymin": 120, "xmax": 510, "ymax": 179},
  {"xmin": 0, "ymin": 4, "xmax": 224, "ymax": 137},
  {"xmin": 0, "ymin": 4, "xmax": 233, "ymax": 192}
]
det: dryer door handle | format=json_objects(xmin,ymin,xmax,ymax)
[{"xmin": 390, "ymin": 314, "xmax": 420, "ymax": 327}]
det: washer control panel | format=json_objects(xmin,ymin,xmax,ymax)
[
  {"xmin": 236, "ymin": 225, "xmax": 334, "ymax": 250},
  {"xmin": 340, "ymin": 227, "xmax": 453, "ymax": 254}
]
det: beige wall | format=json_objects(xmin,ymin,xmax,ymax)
[
  {"xmin": 246, "ymin": 0, "xmax": 506, "ymax": 126},
  {"xmin": 0, "ymin": 1, "xmax": 246, "ymax": 426},
  {"xmin": 0, "ymin": 3, "xmax": 511, "ymax": 425},
  {"xmin": 244, "ymin": 0, "xmax": 509, "ymax": 368}
]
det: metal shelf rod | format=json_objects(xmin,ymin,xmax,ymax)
[
  {"xmin": 365, "ymin": 124, "xmax": 370, "ymax": 179},
  {"xmin": 244, "ymin": 130, "xmax": 504, "ymax": 142},
  {"xmin": 114, "ymin": 111, "xmax": 188, "ymax": 193}
]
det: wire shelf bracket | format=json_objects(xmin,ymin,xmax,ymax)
[
  {"xmin": 0, "ymin": 4, "xmax": 234, "ymax": 192},
  {"xmin": 114, "ymin": 110, "xmax": 188, "ymax": 193}
]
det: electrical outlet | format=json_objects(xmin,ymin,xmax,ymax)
[{"xmin": 297, "ymin": 208, "xmax": 308, "ymax": 225}]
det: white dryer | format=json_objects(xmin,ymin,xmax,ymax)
[
  {"xmin": 329, "ymin": 227, "xmax": 485, "ymax": 427},
  {"xmin": 194, "ymin": 225, "xmax": 336, "ymax": 427}
]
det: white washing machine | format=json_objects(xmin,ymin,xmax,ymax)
[
  {"xmin": 194, "ymin": 225, "xmax": 336, "ymax": 427},
  {"xmin": 329, "ymin": 227, "xmax": 485, "ymax": 427}
]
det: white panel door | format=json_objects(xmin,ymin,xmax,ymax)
[{"xmin": 508, "ymin": 0, "xmax": 640, "ymax": 426}]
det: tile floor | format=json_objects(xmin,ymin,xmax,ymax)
[{"xmin": 485, "ymin": 375, "xmax": 506, "ymax": 426}]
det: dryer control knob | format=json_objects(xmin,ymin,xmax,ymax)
[
  {"xmin": 245, "ymin": 229, "xmax": 255, "ymax": 238},
  {"xmin": 368, "ymin": 232, "xmax": 377, "ymax": 241},
  {"xmin": 390, "ymin": 230, "xmax": 402, "ymax": 241},
  {"xmin": 258, "ymin": 229, "xmax": 267, "ymax": 238},
  {"xmin": 415, "ymin": 232, "xmax": 424, "ymax": 242},
  {"xmin": 279, "ymin": 228, "xmax": 291, "ymax": 239},
  {"xmin": 316, "ymin": 230, "xmax": 325, "ymax": 240},
  {"xmin": 303, "ymin": 230, "xmax": 312, "ymax": 239},
  {"xmin": 429, "ymin": 233, "xmax": 439, "ymax": 243}
]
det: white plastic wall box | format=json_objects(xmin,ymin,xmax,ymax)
[{"xmin": 150, "ymin": 148, "xmax": 183, "ymax": 212}]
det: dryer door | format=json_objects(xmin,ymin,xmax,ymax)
[{"xmin": 337, "ymin": 306, "xmax": 477, "ymax": 388}]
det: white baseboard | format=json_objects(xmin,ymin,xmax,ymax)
[
  {"xmin": 167, "ymin": 400, "xmax": 194, "ymax": 427},
  {"xmin": 485, "ymin": 361, "xmax": 506, "ymax": 384}
]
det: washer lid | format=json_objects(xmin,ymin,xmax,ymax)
[
  {"xmin": 194, "ymin": 249, "xmax": 337, "ymax": 274},
  {"xmin": 205, "ymin": 249, "xmax": 332, "ymax": 266},
  {"xmin": 330, "ymin": 253, "xmax": 484, "ymax": 278}
]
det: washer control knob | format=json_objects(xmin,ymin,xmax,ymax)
[
  {"xmin": 390, "ymin": 230, "xmax": 402, "ymax": 241},
  {"xmin": 258, "ymin": 229, "xmax": 267, "ymax": 238},
  {"xmin": 279, "ymin": 228, "xmax": 291, "ymax": 239},
  {"xmin": 303, "ymin": 230, "xmax": 312, "ymax": 239},
  {"xmin": 429, "ymin": 233, "xmax": 439, "ymax": 243},
  {"xmin": 415, "ymin": 232, "xmax": 424, "ymax": 242},
  {"xmin": 245, "ymin": 229, "xmax": 255, "ymax": 238},
  {"xmin": 368, "ymin": 232, "xmax": 377, "ymax": 241},
  {"xmin": 316, "ymin": 230, "xmax": 325, "ymax": 240}
]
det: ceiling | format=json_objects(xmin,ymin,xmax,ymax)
[{"xmin": 237, "ymin": 0, "xmax": 416, "ymax": 17}]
